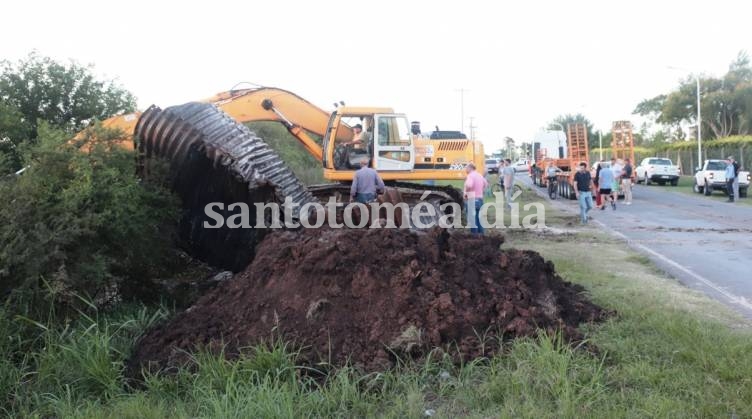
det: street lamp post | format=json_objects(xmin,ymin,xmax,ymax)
[
  {"xmin": 668, "ymin": 66, "xmax": 702, "ymax": 169},
  {"xmin": 695, "ymin": 76, "xmax": 702, "ymax": 168}
]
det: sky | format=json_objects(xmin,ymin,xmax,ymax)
[{"xmin": 2, "ymin": 0, "xmax": 751, "ymax": 153}]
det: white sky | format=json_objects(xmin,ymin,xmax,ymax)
[{"xmin": 2, "ymin": 0, "xmax": 751, "ymax": 152}]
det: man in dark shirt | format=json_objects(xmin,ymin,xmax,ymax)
[
  {"xmin": 573, "ymin": 161, "xmax": 594, "ymax": 224},
  {"xmin": 621, "ymin": 158, "xmax": 633, "ymax": 205}
]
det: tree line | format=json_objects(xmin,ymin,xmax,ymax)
[{"xmin": 537, "ymin": 52, "xmax": 752, "ymax": 151}]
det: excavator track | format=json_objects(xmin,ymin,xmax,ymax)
[
  {"xmin": 135, "ymin": 102, "xmax": 317, "ymax": 270},
  {"xmin": 306, "ymin": 183, "xmax": 457, "ymax": 228},
  {"xmin": 386, "ymin": 181, "xmax": 464, "ymax": 207}
]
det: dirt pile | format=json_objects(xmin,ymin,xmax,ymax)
[{"xmin": 129, "ymin": 228, "xmax": 607, "ymax": 375}]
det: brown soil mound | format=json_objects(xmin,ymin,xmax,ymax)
[{"xmin": 128, "ymin": 228, "xmax": 607, "ymax": 375}]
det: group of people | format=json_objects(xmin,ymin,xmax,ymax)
[
  {"xmin": 725, "ymin": 155, "xmax": 741, "ymax": 203},
  {"xmin": 593, "ymin": 157, "xmax": 634, "ymax": 210},
  {"xmin": 573, "ymin": 157, "xmax": 634, "ymax": 225}
]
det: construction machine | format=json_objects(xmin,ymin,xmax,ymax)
[
  {"xmin": 88, "ymin": 86, "xmax": 483, "ymax": 198},
  {"xmin": 77, "ymin": 86, "xmax": 484, "ymax": 269}
]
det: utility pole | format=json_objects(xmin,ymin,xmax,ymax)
[
  {"xmin": 598, "ymin": 130, "xmax": 603, "ymax": 161},
  {"xmin": 696, "ymin": 76, "xmax": 702, "ymax": 165},
  {"xmin": 469, "ymin": 116, "xmax": 476, "ymax": 139},
  {"xmin": 667, "ymin": 66, "xmax": 702, "ymax": 168},
  {"xmin": 455, "ymin": 88, "xmax": 470, "ymax": 133}
]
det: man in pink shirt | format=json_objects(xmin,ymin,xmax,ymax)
[{"xmin": 464, "ymin": 163, "xmax": 488, "ymax": 234}]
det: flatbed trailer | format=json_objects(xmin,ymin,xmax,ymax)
[{"xmin": 554, "ymin": 123, "xmax": 590, "ymax": 200}]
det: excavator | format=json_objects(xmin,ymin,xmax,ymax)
[
  {"xmin": 92, "ymin": 86, "xmax": 484, "ymax": 184},
  {"xmin": 78, "ymin": 86, "xmax": 486, "ymax": 269}
]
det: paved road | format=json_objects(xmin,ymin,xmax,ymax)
[{"xmin": 522, "ymin": 176, "xmax": 752, "ymax": 319}]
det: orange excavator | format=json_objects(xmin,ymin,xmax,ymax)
[
  {"xmin": 77, "ymin": 86, "xmax": 485, "ymax": 268},
  {"xmin": 86, "ymin": 86, "xmax": 483, "ymax": 201}
]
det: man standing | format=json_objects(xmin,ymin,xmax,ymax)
[
  {"xmin": 598, "ymin": 162, "xmax": 616, "ymax": 210},
  {"xmin": 731, "ymin": 156, "xmax": 741, "ymax": 202},
  {"xmin": 350, "ymin": 158, "xmax": 385, "ymax": 203},
  {"xmin": 725, "ymin": 156, "xmax": 736, "ymax": 203},
  {"xmin": 502, "ymin": 158, "xmax": 515, "ymax": 209},
  {"xmin": 573, "ymin": 162, "xmax": 594, "ymax": 224},
  {"xmin": 621, "ymin": 158, "xmax": 633, "ymax": 205},
  {"xmin": 610, "ymin": 157, "xmax": 622, "ymax": 205},
  {"xmin": 464, "ymin": 163, "xmax": 488, "ymax": 234}
]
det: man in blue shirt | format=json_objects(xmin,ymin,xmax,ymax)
[
  {"xmin": 598, "ymin": 163, "xmax": 616, "ymax": 210},
  {"xmin": 725, "ymin": 157, "xmax": 736, "ymax": 202},
  {"xmin": 351, "ymin": 158, "xmax": 385, "ymax": 204}
]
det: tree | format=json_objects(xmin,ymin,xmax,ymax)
[
  {"xmin": 519, "ymin": 141, "xmax": 532, "ymax": 158},
  {"xmin": 504, "ymin": 136, "xmax": 515, "ymax": 160},
  {"xmin": 0, "ymin": 52, "xmax": 136, "ymax": 169},
  {"xmin": 548, "ymin": 113, "xmax": 597, "ymax": 149},
  {"xmin": 0, "ymin": 100, "xmax": 30, "ymax": 171},
  {"xmin": 634, "ymin": 51, "xmax": 752, "ymax": 140},
  {"xmin": 0, "ymin": 123, "xmax": 178, "ymax": 312}
]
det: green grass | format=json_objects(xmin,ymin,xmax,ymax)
[{"xmin": 3, "ymin": 197, "xmax": 752, "ymax": 417}]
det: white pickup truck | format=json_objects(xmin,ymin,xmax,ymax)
[
  {"xmin": 636, "ymin": 157, "xmax": 681, "ymax": 186},
  {"xmin": 693, "ymin": 159, "xmax": 749, "ymax": 197}
]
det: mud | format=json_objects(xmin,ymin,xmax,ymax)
[{"xmin": 128, "ymin": 228, "xmax": 608, "ymax": 376}]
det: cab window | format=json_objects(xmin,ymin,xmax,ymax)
[{"xmin": 377, "ymin": 116, "xmax": 411, "ymax": 146}]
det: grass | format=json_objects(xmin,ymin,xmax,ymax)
[{"xmin": 3, "ymin": 193, "xmax": 752, "ymax": 417}]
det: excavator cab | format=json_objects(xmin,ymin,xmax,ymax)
[
  {"xmin": 373, "ymin": 114, "xmax": 413, "ymax": 171},
  {"xmin": 329, "ymin": 111, "xmax": 413, "ymax": 171}
]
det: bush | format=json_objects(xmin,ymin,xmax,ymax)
[
  {"xmin": 0, "ymin": 123, "xmax": 179, "ymax": 313},
  {"xmin": 247, "ymin": 121, "xmax": 326, "ymax": 185}
]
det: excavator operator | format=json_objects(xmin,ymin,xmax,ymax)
[
  {"xmin": 349, "ymin": 124, "xmax": 365, "ymax": 149},
  {"xmin": 337, "ymin": 118, "xmax": 374, "ymax": 169}
]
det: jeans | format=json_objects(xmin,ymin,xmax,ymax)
[
  {"xmin": 504, "ymin": 178, "xmax": 514, "ymax": 206},
  {"xmin": 727, "ymin": 179, "xmax": 735, "ymax": 201},
  {"xmin": 465, "ymin": 198, "xmax": 484, "ymax": 234},
  {"xmin": 733, "ymin": 176, "xmax": 740, "ymax": 201},
  {"xmin": 355, "ymin": 192, "xmax": 376, "ymax": 204},
  {"xmin": 578, "ymin": 191, "xmax": 593, "ymax": 223}
]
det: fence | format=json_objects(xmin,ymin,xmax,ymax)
[{"xmin": 591, "ymin": 136, "xmax": 752, "ymax": 175}]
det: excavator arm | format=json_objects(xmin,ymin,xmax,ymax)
[
  {"xmin": 78, "ymin": 87, "xmax": 333, "ymax": 161},
  {"xmin": 206, "ymin": 87, "xmax": 331, "ymax": 161}
]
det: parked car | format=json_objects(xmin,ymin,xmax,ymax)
[
  {"xmin": 485, "ymin": 158, "xmax": 500, "ymax": 174},
  {"xmin": 635, "ymin": 157, "xmax": 681, "ymax": 186},
  {"xmin": 512, "ymin": 159, "xmax": 530, "ymax": 172},
  {"xmin": 693, "ymin": 159, "xmax": 750, "ymax": 197}
]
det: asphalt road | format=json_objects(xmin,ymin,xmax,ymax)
[{"xmin": 522, "ymin": 175, "xmax": 752, "ymax": 319}]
